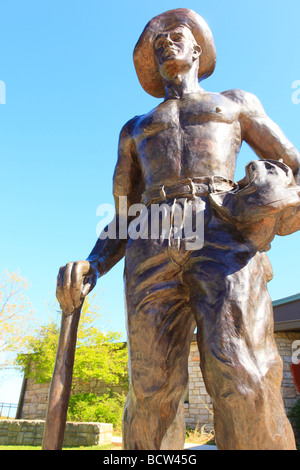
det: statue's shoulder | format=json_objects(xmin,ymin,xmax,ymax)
[
  {"xmin": 221, "ymin": 89, "xmax": 264, "ymax": 115},
  {"xmin": 120, "ymin": 115, "xmax": 144, "ymax": 139}
]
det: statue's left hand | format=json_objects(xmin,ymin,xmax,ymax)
[{"xmin": 56, "ymin": 260, "xmax": 99, "ymax": 315}]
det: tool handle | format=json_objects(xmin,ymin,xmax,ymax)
[{"xmin": 42, "ymin": 304, "xmax": 83, "ymax": 450}]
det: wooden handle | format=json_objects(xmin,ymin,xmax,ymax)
[{"xmin": 42, "ymin": 305, "xmax": 83, "ymax": 450}]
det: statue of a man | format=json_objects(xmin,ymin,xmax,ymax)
[{"xmin": 56, "ymin": 9, "xmax": 300, "ymax": 450}]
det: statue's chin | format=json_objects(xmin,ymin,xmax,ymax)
[{"xmin": 159, "ymin": 58, "xmax": 192, "ymax": 82}]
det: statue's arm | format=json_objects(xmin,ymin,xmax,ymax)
[
  {"xmin": 87, "ymin": 116, "xmax": 144, "ymax": 275},
  {"xmin": 56, "ymin": 116, "xmax": 144, "ymax": 315},
  {"xmin": 224, "ymin": 89, "xmax": 300, "ymax": 183}
]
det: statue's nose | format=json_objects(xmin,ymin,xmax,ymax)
[{"xmin": 162, "ymin": 35, "xmax": 174, "ymax": 46}]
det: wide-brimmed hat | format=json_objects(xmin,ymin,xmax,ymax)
[{"xmin": 133, "ymin": 8, "xmax": 217, "ymax": 98}]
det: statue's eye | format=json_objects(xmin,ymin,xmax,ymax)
[
  {"xmin": 171, "ymin": 34, "xmax": 183, "ymax": 42},
  {"xmin": 154, "ymin": 38, "xmax": 164, "ymax": 49}
]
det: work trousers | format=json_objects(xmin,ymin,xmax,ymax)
[{"xmin": 122, "ymin": 196, "xmax": 296, "ymax": 450}]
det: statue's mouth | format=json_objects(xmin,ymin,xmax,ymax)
[{"xmin": 162, "ymin": 47, "xmax": 178, "ymax": 58}]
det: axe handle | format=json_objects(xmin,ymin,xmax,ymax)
[{"xmin": 42, "ymin": 304, "xmax": 83, "ymax": 450}]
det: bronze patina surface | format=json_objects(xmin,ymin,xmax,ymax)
[{"xmin": 44, "ymin": 9, "xmax": 300, "ymax": 450}]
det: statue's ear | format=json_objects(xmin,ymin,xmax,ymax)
[{"xmin": 193, "ymin": 44, "xmax": 202, "ymax": 60}]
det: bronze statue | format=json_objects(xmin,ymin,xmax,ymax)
[{"xmin": 46, "ymin": 9, "xmax": 300, "ymax": 450}]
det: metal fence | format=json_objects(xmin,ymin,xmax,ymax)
[{"xmin": 0, "ymin": 402, "xmax": 18, "ymax": 419}]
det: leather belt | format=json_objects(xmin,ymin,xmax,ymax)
[{"xmin": 141, "ymin": 176, "xmax": 237, "ymax": 206}]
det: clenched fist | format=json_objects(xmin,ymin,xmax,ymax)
[{"xmin": 56, "ymin": 261, "xmax": 99, "ymax": 315}]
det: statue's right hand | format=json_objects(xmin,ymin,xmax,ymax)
[{"xmin": 56, "ymin": 260, "xmax": 99, "ymax": 315}]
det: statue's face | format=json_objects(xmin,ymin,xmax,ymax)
[{"xmin": 153, "ymin": 26, "xmax": 201, "ymax": 79}]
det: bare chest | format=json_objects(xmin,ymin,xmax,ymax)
[{"xmin": 133, "ymin": 93, "xmax": 239, "ymax": 144}]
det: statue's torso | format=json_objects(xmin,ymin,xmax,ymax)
[{"xmin": 132, "ymin": 92, "xmax": 243, "ymax": 188}]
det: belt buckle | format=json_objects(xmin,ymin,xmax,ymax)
[
  {"xmin": 187, "ymin": 178, "xmax": 197, "ymax": 199},
  {"xmin": 209, "ymin": 176, "xmax": 216, "ymax": 193},
  {"xmin": 159, "ymin": 185, "xmax": 167, "ymax": 200}
]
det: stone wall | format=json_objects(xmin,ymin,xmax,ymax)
[
  {"xmin": 276, "ymin": 332, "xmax": 300, "ymax": 413},
  {"xmin": 276, "ymin": 332, "xmax": 300, "ymax": 443},
  {"xmin": 184, "ymin": 341, "xmax": 213, "ymax": 430},
  {"xmin": 0, "ymin": 420, "xmax": 112, "ymax": 447},
  {"xmin": 20, "ymin": 378, "xmax": 127, "ymax": 420},
  {"xmin": 21, "ymin": 381, "xmax": 49, "ymax": 420}
]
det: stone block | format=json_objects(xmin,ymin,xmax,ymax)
[
  {"xmin": 283, "ymin": 387, "xmax": 297, "ymax": 399},
  {"xmin": 8, "ymin": 422, "xmax": 21, "ymax": 431},
  {"xmin": 0, "ymin": 420, "xmax": 113, "ymax": 448}
]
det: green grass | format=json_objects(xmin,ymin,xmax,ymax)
[
  {"xmin": 0, "ymin": 444, "xmax": 121, "ymax": 451},
  {"xmin": 185, "ymin": 426, "xmax": 214, "ymax": 445}
]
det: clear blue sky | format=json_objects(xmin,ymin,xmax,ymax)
[{"xmin": 0, "ymin": 0, "xmax": 299, "ymax": 403}]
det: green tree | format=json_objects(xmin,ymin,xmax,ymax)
[
  {"xmin": 15, "ymin": 297, "xmax": 128, "ymax": 390},
  {"xmin": 288, "ymin": 400, "xmax": 300, "ymax": 430},
  {"xmin": 67, "ymin": 392, "xmax": 126, "ymax": 431},
  {"xmin": 0, "ymin": 270, "xmax": 35, "ymax": 371}
]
